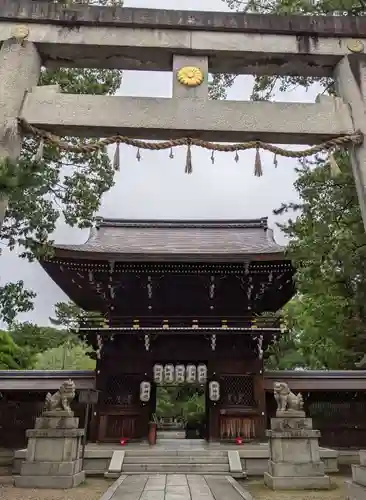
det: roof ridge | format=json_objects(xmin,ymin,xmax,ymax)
[{"xmin": 95, "ymin": 217, "xmax": 269, "ymax": 229}]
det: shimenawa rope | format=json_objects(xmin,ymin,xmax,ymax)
[{"xmin": 18, "ymin": 118, "xmax": 363, "ymax": 176}]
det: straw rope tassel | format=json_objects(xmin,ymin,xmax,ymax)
[
  {"xmin": 254, "ymin": 146, "xmax": 263, "ymax": 177},
  {"xmin": 113, "ymin": 141, "xmax": 120, "ymax": 171},
  {"xmin": 329, "ymin": 152, "xmax": 342, "ymax": 177},
  {"xmin": 33, "ymin": 138, "xmax": 44, "ymax": 162},
  {"xmin": 185, "ymin": 142, "xmax": 193, "ymax": 174},
  {"xmin": 4, "ymin": 118, "xmax": 18, "ymax": 141}
]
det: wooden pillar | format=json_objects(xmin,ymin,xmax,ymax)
[
  {"xmin": 141, "ymin": 351, "xmax": 152, "ymax": 440},
  {"xmin": 87, "ymin": 406, "xmax": 98, "ymax": 443},
  {"xmin": 0, "ymin": 35, "xmax": 41, "ymax": 229},
  {"xmin": 254, "ymin": 360, "xmax": 266, "ymax": 439},
  {"xmin": 92, "ymin": 354, "xmax": 103, "ymax": 442},
  {"xmin": 207, "ymin": 355, "xmax": 219, "ymax": 441}
]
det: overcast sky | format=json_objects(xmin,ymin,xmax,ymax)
[{"xmin": 0, "ymin": 0, "xmax": 320, "ymax": 326}]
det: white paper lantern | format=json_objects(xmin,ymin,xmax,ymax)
[
  {"xmin": 209, "ymin": 381, "xmax": 220, "ymax": 401},
  {"xmin": 164, "ymin": 364, "xmax": 175, "ymax": 384},
  {"xmin": 153, "ymin": 364, "xmax": 164, "ymax": 384},
  {"xmin": 197, "ymin": 364, "xmax": 208, "ymax": 384},
  {"xmin": 175, "ymin": 364, "xmax": 185, "ymax": 384},
  {"xmin": 140, "ymin": 381, "xmax": 151, "ymax": 402},
  {"xmin": 186, "ymin": 364, "xmax": 197, "ymax": 384}
]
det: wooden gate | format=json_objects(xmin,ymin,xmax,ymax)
[
  {"xmin": 97, "ymin": 373, "xmax": 147, "ymax": 441},
  {"xmin": 219, "ymin": 374, "xmax": 263, "ymax": 440}
]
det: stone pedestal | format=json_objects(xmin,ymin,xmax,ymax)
[
  {"xmin": 263, "ymin": 412, "xmax": 331, "ymax": 490},
  {"xmin": 14, "ymin": 411, "xmax": 85, "ymax": 489},
  {"xmin": 346, "ymin": 450, "xmax": 366, "ymax": 499}
]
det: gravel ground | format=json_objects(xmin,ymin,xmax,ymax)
[
  {"xmin": 0, "ymin": 478, "xmax": 112, "ymax": 500},
  {"xmin": 243, "ymin": 475, "xmax": 350, "ymax": 500}
]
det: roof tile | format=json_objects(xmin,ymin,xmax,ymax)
[{"xmin": 55, "ymin": 218, "xmax": 285, "ymax": 257}]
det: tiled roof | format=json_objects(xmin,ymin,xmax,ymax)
[{"xmin": 54, "ymin": 217, "xmax": 285, "ymax": 259}]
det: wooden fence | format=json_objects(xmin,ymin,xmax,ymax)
[{"xmin": 1, "ymin": 370, "xmax": 366, "ymax": 449}]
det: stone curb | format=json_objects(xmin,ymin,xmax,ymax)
[{"xmin": 100, "ymin": 475, "xmax": 127, "ymax": 500}]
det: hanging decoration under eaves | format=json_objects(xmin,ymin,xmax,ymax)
[{"xmin": 19, "ymin": 118, "xmax": 363, "ymax": 177}]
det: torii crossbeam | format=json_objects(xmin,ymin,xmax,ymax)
[{"xmin": 0, "ymin": 1, "xmax": 365, "ymax": 226}]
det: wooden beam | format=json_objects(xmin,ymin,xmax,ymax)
[
  {"xmin": 264, "ymin": 370, "xmax": 366, "ymax": 391},
  {"xmin": 0, "ymin": 370, "xmax": 95, "ymax": 391},
  {"xmin": 77, "ymin": 327, "xmax": 281, "ymax": 334},
  {"xmin": 21, "ymin": 89, "xmax": 354, "ymax": 144}
]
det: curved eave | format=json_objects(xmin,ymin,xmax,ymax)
[
  {"xmin": 39, "ymin": 259, "xmax": 96, "ymax": 311},
  {"xmin": 48, "ymin": 246, "xmax": 288, "ymax": 263}
]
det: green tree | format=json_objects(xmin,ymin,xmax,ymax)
[
  {"xmin": 223, "ymin": 0, "xmax": 365, "ymax": 100},
  {"xmin": 35, "ymin": 342, "xmax": 96, "ymax": 370},
  {"xmin": 0, "ymin": 281, "xmax": 35, "ymax": 326},
  {"xmin": 9, "ymin": 321, "xmax": 73, "ymax": 354},
  {"xmin": 222, "ymin": 0, "xmax": 366, "ymax": 368},
  {"xmin": 272, "ymin": 153, "xmax": 366, "ymax": 369},
  {"xmin": 0, "ymin": 330, "xmax": 34, "ymax": 369},
  {"xmin": 50, "ymin": 301, "xmax": 104, "ymax": 330},
  {"xmin": 264, "ymin": 328, "xmax": 305, "ymax": 370},
  {"xmin": 0, "ymin": 0, "xmax": 123, "ymax": 322},
  {"xmin": 156, "ymin": 386, "xmax": 178, "ymax": 419},
  {"xmin": 181, "ymin": 392, "xmax": 205, "ymax": 423},
  {"xmin": 156, "ymin": 383, "xmax": 205, "ymax": 422},
  {"xmin": 2, "ymin": 316, "xmax": 94, "ymax": 370},
  {"xmin": 33, "ymin": 300, "xmax": 99, "ymax": 370}
]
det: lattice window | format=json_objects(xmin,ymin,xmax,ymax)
[
  {"xmin": 220, "ymin": 375, "xmax": 255, "ymax": 407},
  {"xmin": 103, "ymin": 375, "xmax": 140, "ymax": 406}
]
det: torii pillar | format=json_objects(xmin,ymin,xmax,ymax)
[
  {"xmin": 0, "ymin": 28, "xmax": 41, "ymax": 230},
  {"xmin": 335, "ymin": 55, "xmax": 366, "ymax": 229}
]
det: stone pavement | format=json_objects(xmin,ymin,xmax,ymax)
[{"xmin": 102, "ymin": 474, "xmax": 252, "ymax": 500}]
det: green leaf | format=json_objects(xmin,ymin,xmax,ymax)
[
  {"xmin": 0, "ymin": 281, "xmax": 35, "ymax": 326},
  {"xmin": 35, "ymin": 342, "xmax": 96, "ymax": 370},
  {"xmin": 0, "ymin": 330, "xmax": 34, "ymax": 369},
  {"xmin": 268, "ymin": 153, "xmax": 366, "ymax": 369},
  {"xmin": 0, "ymin": 0, "xmax": 124, "ymax": 318}
]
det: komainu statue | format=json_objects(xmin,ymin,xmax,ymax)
[
  {"xmin": 274, "ymin": 381, "xmax": 304, "ymax": 413},
  {"xmin": 44, "ymin": 379, "xmax": 76, "ymax": 414}
]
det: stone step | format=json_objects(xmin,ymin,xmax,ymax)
[
  {"xmin": 122, "ymin": 470, "xmax": 230, "ymax": 476},
  {"xmin": 124, "ymin": 450, "xmax": 227, "ymax": 457},
  {"xmin": 346, "ymin": 479, "xmax": 366, "ymax": 500},
  {"xmin": 157, "ymin": 431, "xmax": 185, "ymax": 439},
  {"xmin": 122, "ymin": 464, "xmax": 231, "ymax": 473},
  {"xmin": 0, "ymin": 466, "xmax": 11, "ymax": 476},
  {"xmin": 124, "ymin": 456, "xmax": 228, "ymax": 464},
  {"xmin": 0, "ymin": 454, "xmax": 13, "ymax": 467}
]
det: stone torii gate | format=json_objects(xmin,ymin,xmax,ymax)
[{"xmin": 0, "ymin": 1, "xmax": 366, "ymax": 227}]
